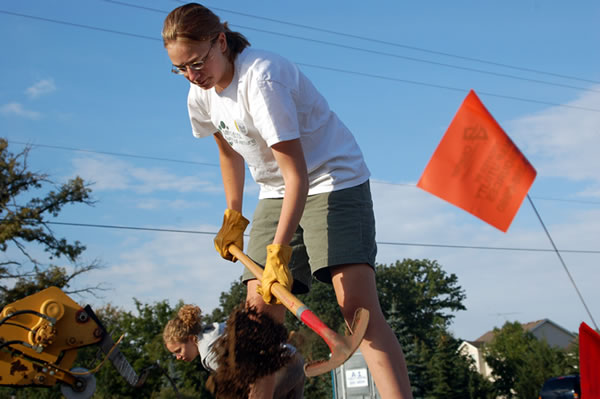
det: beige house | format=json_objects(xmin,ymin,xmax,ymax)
[{"xmin": 459, "ymin": 318, "xmax": 576, "ymax": 378}]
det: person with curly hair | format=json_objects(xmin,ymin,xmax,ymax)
[{"xmin": 163, "ymin": 304, "xmax": 305, "ymax": 398}]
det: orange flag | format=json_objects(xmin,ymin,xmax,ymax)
[
  {"xmin": 580, "ymin": 322, "xmax": 600, "ymax": 398},
  {"xmin": 417, "ymin": 90, "xmax": 537, "ymax": 232}
]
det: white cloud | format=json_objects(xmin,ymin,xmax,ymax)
[
  {"xmin": 370, "ymin": 181, "xmax": 599, "ymax": 340},
  {"xmin": 0, "ymin": 102, "xmax": 41, "ymax": 119},
  {"xmin": 578, "ymin": 184, "xmax": 600, "ymax": 199},
  {"xmin": 76, "ymin": 181, "xmax": 600, "ymax": 342},
  {"xmin": 136, "ymin": 198, "xmax": 198, "ymax": 210},
  {"xmin": 70, "ymin": 87, "xmax": 600, "ymax": 342},
  {"xmin": 71, "ymin": 155, "xmax": 220, "ymax": 194},
  {"xmin": 508, "ymin": 86, "xmax": 600, "ymax": 189},
  {"xmin": 81, "ymin": 228, "xmax": 242, "ymax": 315},
  {"xmin": 26, "ymin": 79, "xmax": 57, "ymax": 99}
]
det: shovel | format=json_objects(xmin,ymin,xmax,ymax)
[{"xmin": 228, "ymin": 245, "xmax": 369, "ymax": 377}]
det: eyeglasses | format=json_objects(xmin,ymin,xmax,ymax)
[{"xmin": 171, "ymin": 37, "xmax": 217, "ymax": 75}]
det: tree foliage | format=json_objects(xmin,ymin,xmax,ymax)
[
  {"xmin": 376, "ymin": 259, "xmax": 491, "ymax": 398},
  {"xmin": 484, "ymin": 321, "xmax": 578, "ymax": 399},
  {"xmin": 376, "ymin": 259, "xmax": 466, "ymax": 343},
  {"xmin": 70, "ymin": 257, "xmax": 485, "ymax": 398},
  {"xmin": 0, "ymin": 138, "xmax": 102, "ymax": 308},
  {"xmin": 0, "ymin": 138, "xmax": 504, "ymax": 397}
]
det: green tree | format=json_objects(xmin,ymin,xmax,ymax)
[
  {"xmin": 484, "ymin": 321, "xmax": 578, "ymax": 399},
  {"xmin": 376, "ymin": 259, "xmax": 466, "ymax": 347},
  {"xmin": 1, "ymin": 256, "xmax": 494, "ymax": 398},
  {"xmin": 287, "ymin": 258, "xmax": 490, "ymax": 398},
  {"xmin": 0, "ymin": 138, "xmax": 102, "ymax": 308},
  {"xmin": 75, "ymin": 300, "xmax": 213, "ymax": 398},
  {"xmin": 206, "ymin": 258, "xmax": 489, "ymax": 398},
  {"xmin": 422, "ymin": 333, "xmax": 494, "ymax": 399},
  {"xmin": 374, "ymin": 259, "xmax": 494, "ymax": 398}
]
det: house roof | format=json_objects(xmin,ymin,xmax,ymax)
[
  {"xmin": 473, "ymin": 319, "xmax": 575, "ymax": 344},
  {"xmin": 474, "ymin": 330, "xmax": 496, "ymax": 344},
  {"xmin": 463, "ymin": 340, "xmax": 485, "ymax": 348},
  {"xmin": 526, "ymin": 319, "xmax": 576, "ymax": 338}
]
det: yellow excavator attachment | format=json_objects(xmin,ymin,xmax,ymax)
[{"xmin": 0, "ymin": 287, "xmax": 150, "ymax": 399}]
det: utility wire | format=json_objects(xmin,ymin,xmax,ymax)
[
  {"xmin": 49, "ymin": 221, "xmax": 215, "ymax": 236},
  {"xmin": 173, "ymin": 0, "xmax": 599, "ymax": 86},
  {"xmin": 112, "ymin": 0, "xmax": 600, "ymax": 86},
  {"xmin": 527, "ymin": 195, "xmax": 599, "ymax": 330},
  {"xmin": 102, "ymin": 0, "xmax": 599, "ymax": 94},
  {"xmin": 7, "ymin": 139, "xmax": 600, "ymax": 206},
  {"xmin": 6, "ymin": 139, "xmax": 220, "ymax": 167},
  {"xmin": 5, "ymin": 3, "xmax": 597, "ymax": 325},
  {"xmin": 235, "ymin": 25, "xmax": 599, "ymax": 94},
  {"xmin": 47, "ymin": 221, "xmax": 600, "ymax": 254},
  {"xmin": 0, "ymin": 9, "xmax": 158, "ymax": 41},
  {"xmin": 527, "ymin": 196, "xmax": 600, "ymax": 205},
  {"xmin": 2, "ymin": 8, "xmax": 599, "ymax": 113},
  {"xmin": 296, "ymin": 62, "xmax": 600, "ymax": 112}
]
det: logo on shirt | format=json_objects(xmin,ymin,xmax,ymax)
[
  {"xmin": 234, "ymin": 119, "xmax": 248, "ymax": 134},
  {"xmin": 217, "ymin": 120, "xmax": 256, "ymax": 147}
]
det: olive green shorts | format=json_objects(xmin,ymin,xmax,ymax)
[{"xmin": 245, "ymin": 180, "xmax": 377, "ymax": 295}]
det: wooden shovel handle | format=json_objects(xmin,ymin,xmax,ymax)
[
  {"xmin": 229, "ymin": 245, "xmax": 310, "ymax": 318},
  {"xmin": 228, "ymin": 245, "xmax": 370, "ymax": 377}
]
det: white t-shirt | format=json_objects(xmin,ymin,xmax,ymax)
[
  {"xmin": 187, "ymin": 48, "xmax": 370, "ymax": 199},
  {"xmin": 196, "ymin": 322, "xmax": 225, "ymax": 372}
]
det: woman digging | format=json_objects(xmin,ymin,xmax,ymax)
[{"xmin": 162, "ymin": 3, "xmax": 413, "ymax": 398}]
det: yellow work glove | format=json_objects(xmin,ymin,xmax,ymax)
[
  {"xmin": 214, "ymin": 209, "xmax": 249, "ymax": 262},
  {"xmin": 257, "ymin": 244, "xmax": 293, "ymax": 305}
]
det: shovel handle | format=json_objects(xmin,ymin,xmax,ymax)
[
  {"xmin": 229, "ymin": 245, "xmax": 370, "ymax": 377},
  {"xmin": 229, "ymin": 245, "xmax": 339, "ymax": 349}
]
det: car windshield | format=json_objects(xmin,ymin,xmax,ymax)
[{"xmin": 542, "ymin": 377, "xmax": 576, "ymax": 392}]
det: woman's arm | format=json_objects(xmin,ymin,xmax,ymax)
[
  {"xmin": 213, "ymin": 132, "xmax": 245, "ymax": 211},
  {"xmin": 270, "ymin": 138, "xmax": 309, "ymax": 245}
]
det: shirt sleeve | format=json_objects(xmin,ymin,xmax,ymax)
[
  {"xmin": 247, "ymin": 70, "xmax": 301, "ymax": 148},
  {"xmin": 187, "ymin": 85, "xmax": 218, "ymax": 138},
  {"xmin": 199, "ymin": 322, "xmax": 226, "ymax": 372}
]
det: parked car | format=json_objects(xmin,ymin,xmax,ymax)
[{"xmin": 539, "ymin": 374, "xmax": 581, "ymax": 399}]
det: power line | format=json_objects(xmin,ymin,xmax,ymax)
[
  {"xmin": 49, "ymin": 221, "xmax": 215, "ymax": 236},
  {"xmin": 102, "ymin": 0, "xmax": 599, "ymax": 94},
  {"xmin": 296, "ymin": 62, "xmax": 600, "ymax": 113},
  {"xmin": 378, "ymin": 240, "xmax": 600, "ymax": 254},
  {"xmin": 187, "ymin": 1, "xmax": 600, "ymax": 86},
  {"xmin": 2, "ymin": 8, "xmax": 599, "ymax": 113},
  {"xmin": 0, "ymin": 9, "xmax": 158, "ymax": 41},
  {"xmin": 48, "ymin": 221, "xmax": 600, "ymax": 254},
  {"xmin": 7, "ymin": 139, "xmax": 599, "ymax": 206},
  {"xmin": 369, "ymin": 180, "xmax": 600, "ymax": 205},
  {"xmin": 530, "ymin": 196, "xmax": 600, "ymax": 205},
  {"xmin": 234, "ymin": 25, "xmax": 600, "ymax": 94},
  {"xmin": 113, "ymin": 0, "xmax": 600, "ymax": 86},
  {"xmin": 6, "ymin": 140, "xmax": 220, "ymax": 167}
]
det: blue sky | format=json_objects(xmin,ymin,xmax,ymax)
[{"xmin": 2, "ymin": 0, "xmax": 599, "ymax": 341}]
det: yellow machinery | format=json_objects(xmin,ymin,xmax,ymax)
[{"xmin": 0, "ymin": 286, "xmax": 150, "ymax": 399}]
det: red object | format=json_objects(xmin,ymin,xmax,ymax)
[
  {"xmin": 580, "ymin": 321, "xmax": 600, "ymax": 398},
  {"xmin": 417, "ymin": 90, "xmax": 537, "ymax": 232}
]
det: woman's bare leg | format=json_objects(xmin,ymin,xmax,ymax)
[{"xmin": 331, "ymin": 264, "xmax": 413, "ymax": 399}]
